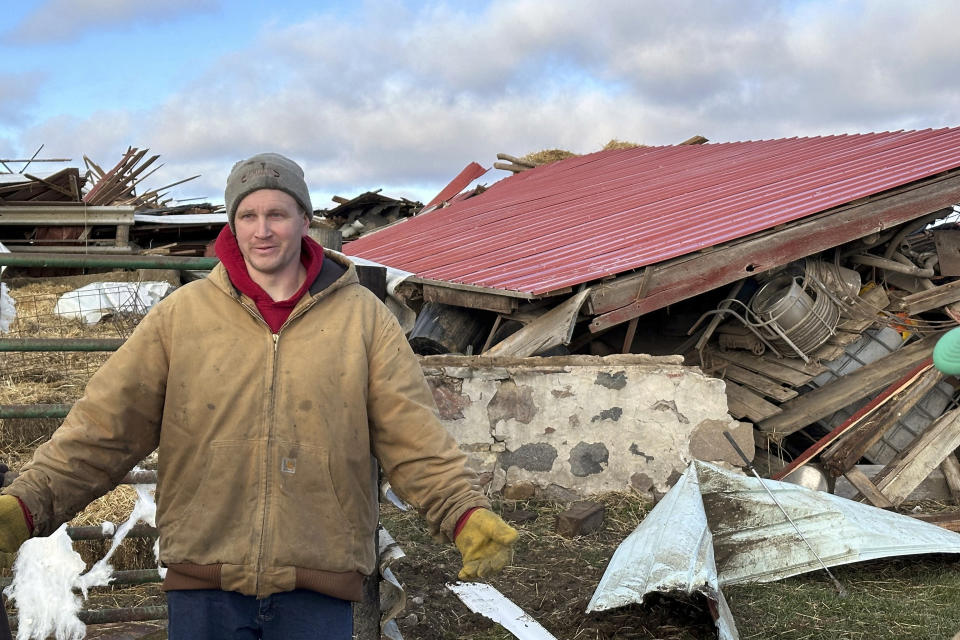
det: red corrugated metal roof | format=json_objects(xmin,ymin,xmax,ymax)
[{"xmin": 345, "ymin": 127, "xmax": 960, "ymax": 295}]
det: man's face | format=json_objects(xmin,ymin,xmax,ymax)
[{"xmin": 234, "ymin": 189, "xmax": 309, "ymax": 280}]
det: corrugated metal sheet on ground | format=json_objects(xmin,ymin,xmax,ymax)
[{"xmin": 345, "ymin": 127, "xmax": 960, "ymax": 295}]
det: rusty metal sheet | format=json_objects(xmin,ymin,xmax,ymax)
[{"xmin": 346, "ymin": 127, "xmax": 960, "ymax": 295}]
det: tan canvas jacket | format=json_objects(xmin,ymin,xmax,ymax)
[{"xmin": 6, "ymin": 251, "xmax": 489, "ymax": 599}]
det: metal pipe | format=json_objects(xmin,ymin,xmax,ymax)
[
  {"xmin": 0, "ymin": 338, "xmax": 124, "ymax": 351},
  {"xmin": 66, "ymin": 524, "xmax": 158, "ymax": 541},
  {"xmin": 7, "ymin": 245, "xmax": 134, "ymax": 254},
  {"xmin": 0, "ymin": 404, "xmax": 71, "ymax": 418},
  {"xmin": 0, "ymin": 205, "xmax": 134, "ymax": 225},
  {"xmin": 848, "ymin": 253, "xmax": 935, "ymax": 277},
  {"xmin": 0, "ymin": 253, "xmax": 218, "ymax": 270},
  {"xmin": 0, "ymin": 568, "xmax": 160, "ymax": 589},
  {"xmin": 10, "ymin": 606, "xmax": 168, "ymax": 629}
]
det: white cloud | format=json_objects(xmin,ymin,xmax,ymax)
[
  {"xmin": 8, "ymin": 0, "xmax": 960, "ymax": 206},
  {"xmin": 0, "ymin": 72, "xmax": 45, "ymax": 123},
  {"xmin": 5, "ymin": 0, "xmax": 218, "ymax": 43}
]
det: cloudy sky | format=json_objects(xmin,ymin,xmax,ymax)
[{"xmin": 2, "ymin": 0, "xmax": 959, "ymax": 208}]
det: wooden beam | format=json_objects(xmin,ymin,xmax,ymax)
[
  {"xmin": 484, "ymin": 289, "xmax": 590, "ymax": 357},
  {"xmin": 723, "ymin": 381, "xmax": 781, "ymax": 422},
  {"xmin": 889, "ymin": 278, "xmax": 960, "ymax": 315},
  {"xmin": 711, "ymin": 363, "xmax": 798, "ymax": 402},
  {"xmin": 423, "ymin": 284, "xmax": 518, "ymax": 314},
  {"xmin": 708, "ymin": 348, "xmax": 815, "ymax": 387},
  {"xmin": 588, "ymin": 170, "xmax": 960, "ymax": 331},
  {"xmin": 758, "ymin": 337, "xmax": 938, "ymax": 436},
  {"xmin": 871, "ymin": 406, "xmax": 960, "ymax": 506},
  {"xmin": 842, "ymin": 467, "xmax": 894, "ymax": 508}
]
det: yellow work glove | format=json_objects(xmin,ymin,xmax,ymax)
[
  {"xmin": 455, "ymin": 509, "xmax": 518, "ymax": 580},
  {"xmin": 0, "ymin": 495, "xmax": 30, "ymax": 554}
]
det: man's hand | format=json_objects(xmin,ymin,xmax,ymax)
[
  {"xmin": 0, "ymin": 495, "xmax": 30, "ymax": 554},
  {"xmin": 454, "ymin": 509, "xmax": 518, "ymax": 580}
]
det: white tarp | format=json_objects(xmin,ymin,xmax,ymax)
[
  {"xmin": 54, "ymin": 281, "xmax": 174, "ymax": 324},
  {"xmin": 589, "ymin": 460, "xmax": 960, "ymax": 639}
]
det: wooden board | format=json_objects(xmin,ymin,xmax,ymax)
[
  {"xmin": 423, "ymin": 284, "xmax": 518, "ymax": 314},
  {"xmin": 758, "ymin": 335, "xmax": 938, "ymax": 436},
  {"xmin": 889, "ymin": 278, "xmax": 960, "ymax": 315},
  {"xmin": 707, "ymin": 348, "xmax": 814, "ymax": 387},
  {"xmin": 842, "ymin": 467, "xmax": 894, "ymax": 508},
  {"xmin": 759, "ymin": 351, "xmax": 827, "ymax": 377},
  {"xmin": 724, "ymin": 381, "xmax": 782, "ymax": 422},
  {"xmin": 872, "ymin": 407, "xmax": 960, "ymax": 506},
  {"xmin": 712, "ymin": 363, "xmax": 798, "ymax": 402}
]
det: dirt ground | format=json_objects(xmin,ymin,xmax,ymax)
[{"xmin": 381, "ymin": 494, "xmax": 718, "ymax": 640}]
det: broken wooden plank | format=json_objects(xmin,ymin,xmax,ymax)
[
  {"xmin": 760, "ymin": 351, "xmax": 827, "ymax": 377},
  {"xmin": 834, "ymin": 465, "xmax": 952, "ymax": 502},
  {"xmin": 909, "ymin": 512, "xmax": 960, "ymax": 532},
  {"xmin": 770, "ymin": 362, "xmax": 931, "ymax": 481},
  {"xmin": 423, "ymin": 284, "xmax": 518, "ymax": 314},
  {"xmin": 712, "ymin": 363, "xmax": 798, "ymax": 403},
  {"xmin": 889, "ymin": 278, "xmax": 960, "ymax": 315},
  {"xmin": 819, "ymin": 365, "xmax": 941, "ymax": 477},
  {"xmin": 871, "ymin": 406, "xmax": 960, "ymax": 506},
  {"xmin": 842, "ymin": 467, "xmax": 895, "ymax": 508},
  {"xmin": 709, "ymin": 348, "xmax": 813, "ymax": 387},
  {"xmin": 484, "ymin": 289, "xmax": 590, "ymax": 357},
  {"xmin": 724, "ymin": 381, "xmax": 781, "ymax": 422},
  {"xmin": 758, "ymin": 336, "xmax": 939, "ymax": 436}
]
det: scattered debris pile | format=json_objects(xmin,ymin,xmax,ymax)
[
  {"xmin": 317, "ymin": 190, "xmax": 422, "ymax": 242},
  {"xmin": 0, "ymin": 147, "xmax": 220, "ymax": 256}
]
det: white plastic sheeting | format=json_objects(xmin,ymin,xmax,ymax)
[
  {"xmin": 53, "ymin": 281, "xmax": 174, "ymax": 324},
  {"xmin": 0, "ymin": 241, "xmax": 14, "ymax": 332},
  {"xmin": 589, "ymin": 460, "xmax": 960, "ymax": 639}
]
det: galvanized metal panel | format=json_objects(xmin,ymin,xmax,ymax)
[{"xmin": 346, "ymin": 127, "xmax": 960, "ymax": 294}]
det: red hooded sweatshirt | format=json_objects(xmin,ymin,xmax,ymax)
[{"xmin": 214, "ymin": 225, "xmax": 324, "ymax": 333}]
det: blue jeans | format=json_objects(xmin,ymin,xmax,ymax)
[{"xmin": 166, "ymin": 589, "xmax": 353, "ymax": 640}]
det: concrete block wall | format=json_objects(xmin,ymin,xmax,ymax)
[{"xmin": 420, "ymin": 354, "xmax": 753, "ymax": 499}]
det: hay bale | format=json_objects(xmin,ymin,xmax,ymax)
[
  {"xmin": 521, "ymin": 149, "xmax": 579, "ymax": 166},
  {"xmin": 602, "ymin": 138, "xmax": 644, "ymax": 151}
]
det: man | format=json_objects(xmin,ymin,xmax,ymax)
[{"xmin": 0, "ymin": 153, "xmax": 518, "ymax": 639}]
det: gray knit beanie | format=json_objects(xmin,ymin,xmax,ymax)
[{"xmin": 224, "ymin": 152, "xmax": 313, "ymax": 233}]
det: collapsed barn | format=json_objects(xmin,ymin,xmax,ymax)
[
  {"xmin": 345, "ymin": 126, "xmax": 960, "ymax": 512},
  {"xmin": 4, "ymin": 128, "xmax": 960, "ymax": 638}
]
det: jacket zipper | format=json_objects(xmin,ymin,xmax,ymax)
[{"xmin": 236, "ymin": 295, "xmax": 318, "ymax": 597}]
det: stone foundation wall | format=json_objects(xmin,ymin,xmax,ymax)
[{"xmin": 419, "ymin": 354, "xmax": 752, "ymax": 499}]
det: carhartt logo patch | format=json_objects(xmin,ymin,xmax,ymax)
[
  {"xmin": 281, "ymin": 457, "xmax": 297, "ymax": 474},
  {"xmin": 240, "ymin": 163, "xmax": 281, "ymax": 183}
]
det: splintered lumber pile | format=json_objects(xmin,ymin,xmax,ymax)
[{"xmin": 84, "ymin": 147, "xmax": 199, "ymax": 209}]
